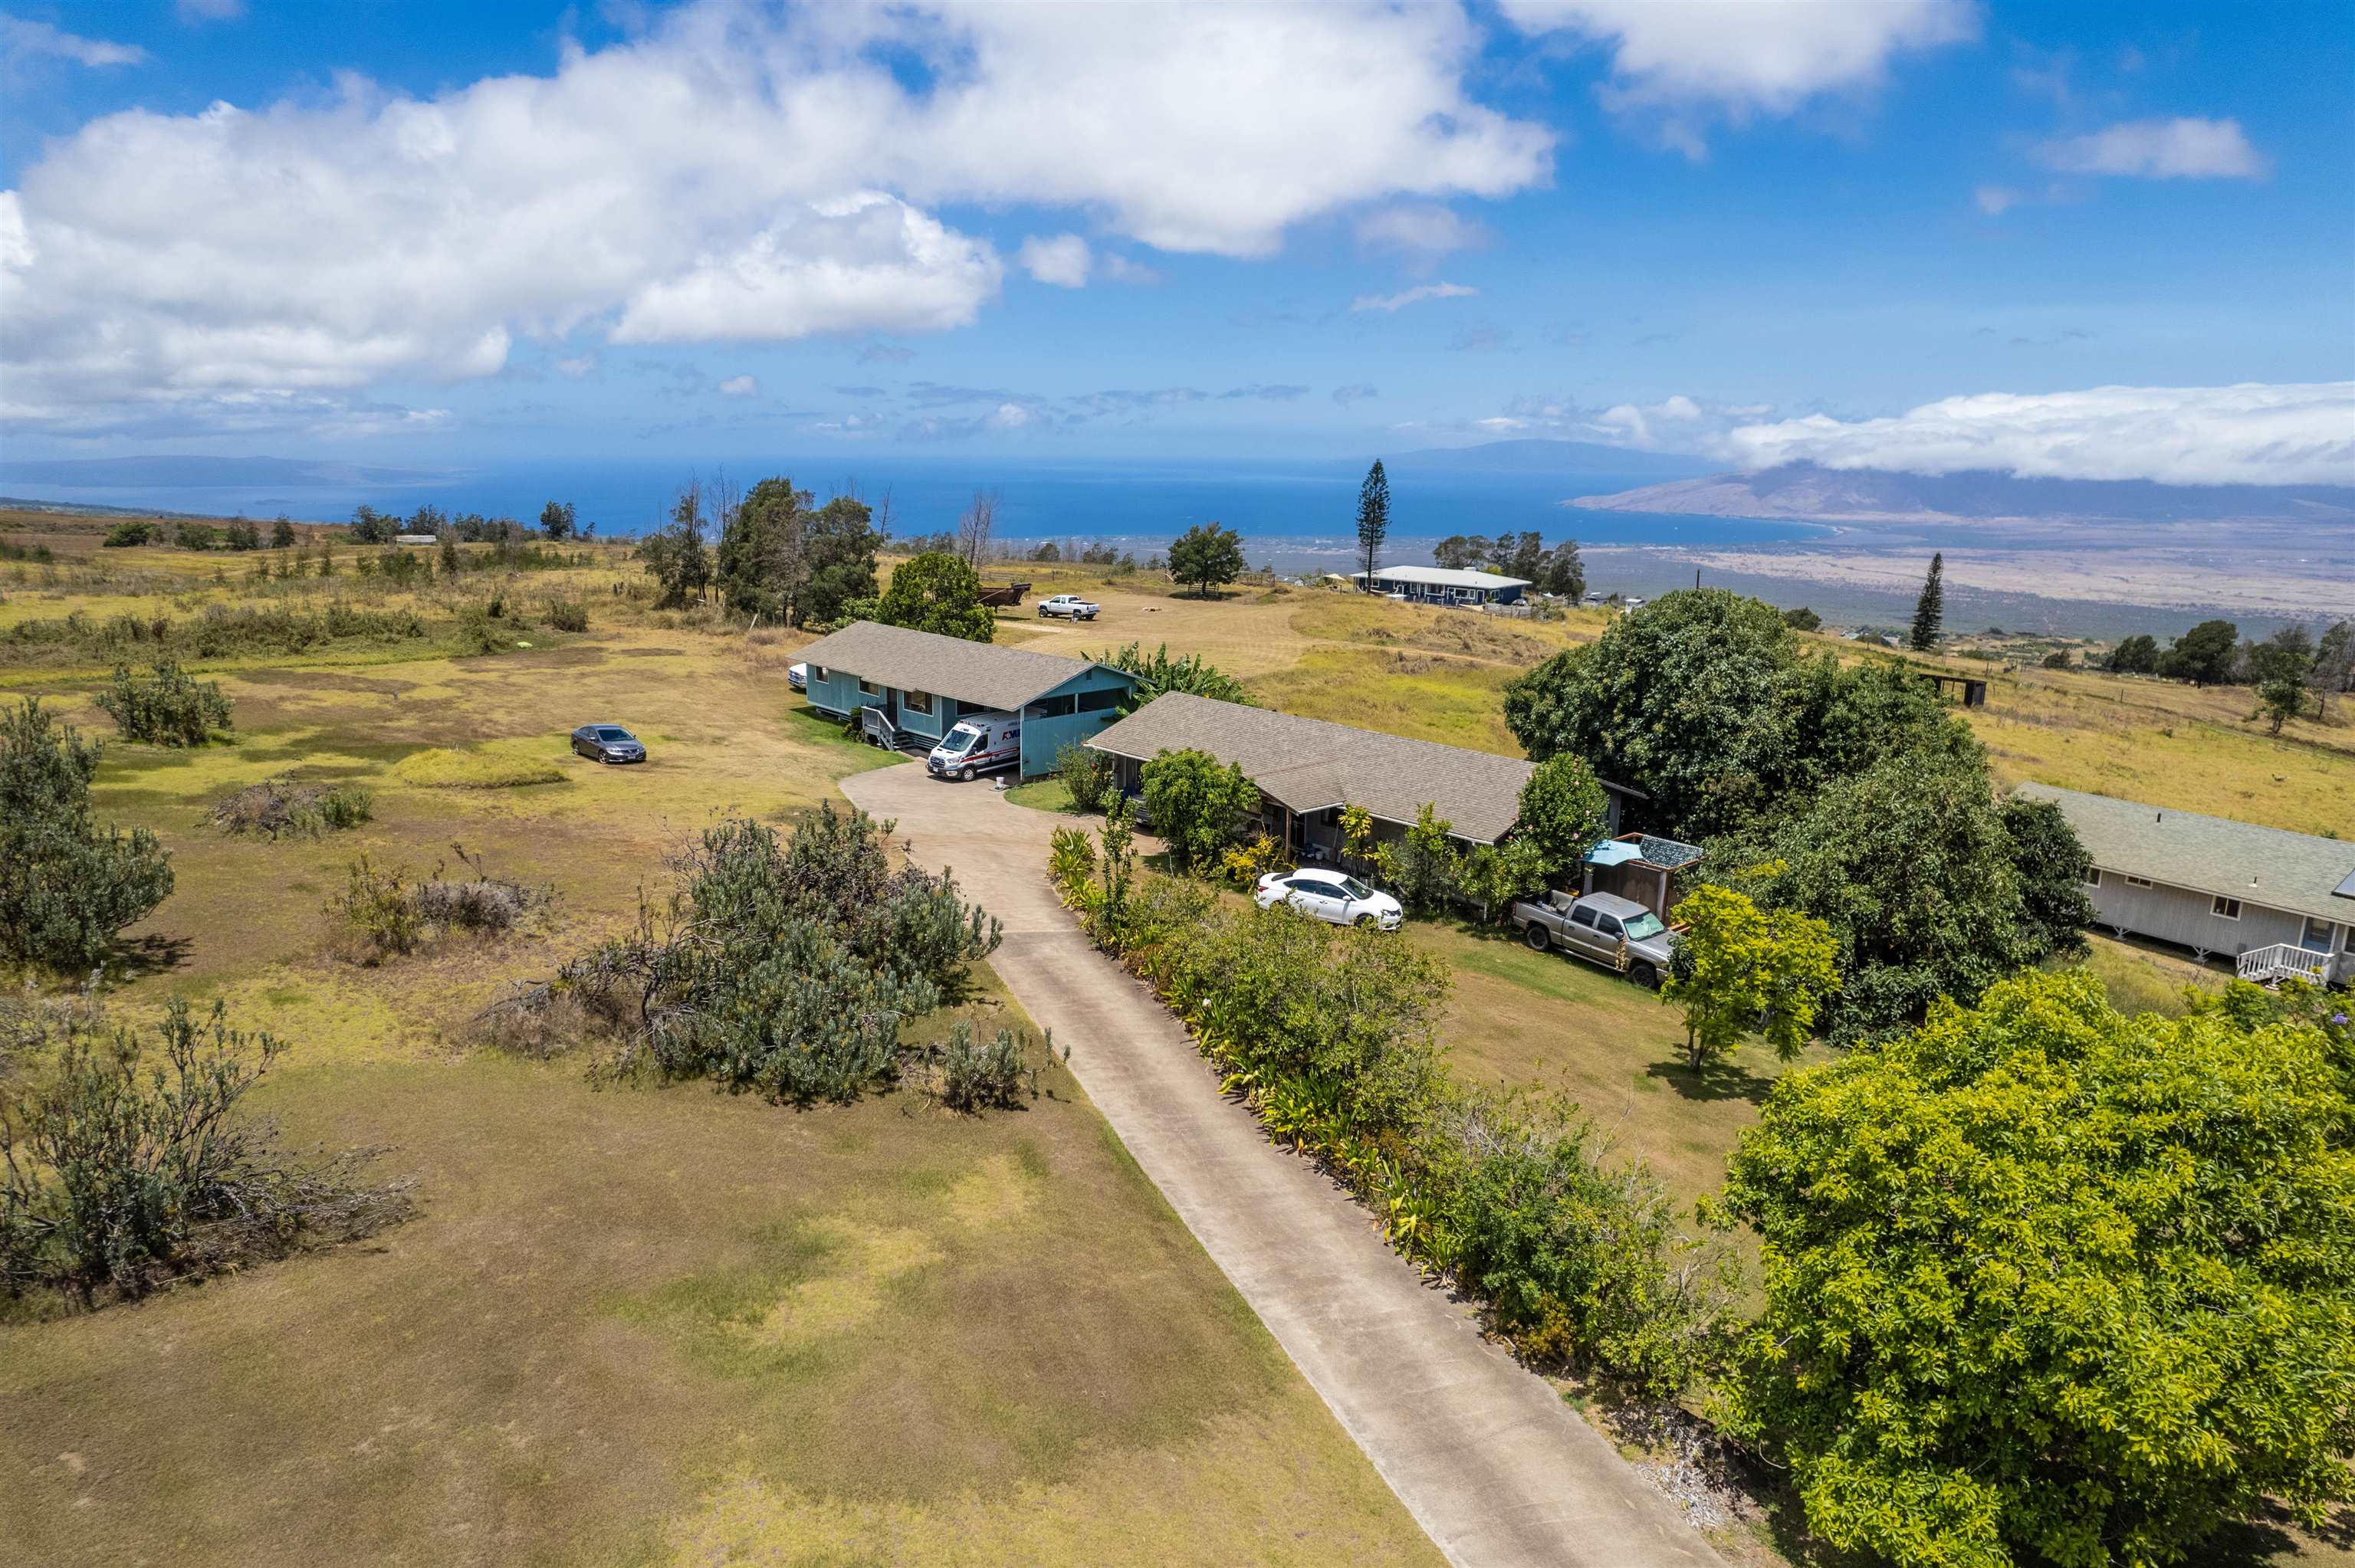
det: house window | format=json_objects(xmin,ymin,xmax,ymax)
[
  {"xmin": 2212, "ymin": 895, "xmax": 2242, "ymax": 920},
  {"xmin": 1026, "ymin": 694, "xmax": 1077, "ymax": 719},
  {"xmin": 902, "ymin": 689, "xmax": 934, "ymax": 716},
  {"xmin": 2081, "ymin": 868, "xmax": 2102, "ymax": 888},
  {"xmin": 2123, "ymin": 874, "xmax": 2153, "ymax": 889},
  {"xmin": 2302, "ymin": 917, "xmax": 2337, "ymax": 953},
  {"xmin": 1076, "ymin": 687, "xmax": 1125, "ymax": 713},
  {"xmin": 809, "ymin": 664, "xmax": 827, "ymax": 681},
  {"xmin": 858, "ymin": 678, "xmax": 882, "ymax": 697}
]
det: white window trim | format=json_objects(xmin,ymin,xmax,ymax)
[
  {"xmin": 903, "ymin": 689, "xmax": 934, "ymax": 716},
  {"xmin": 858, "ymin": 678, "xmax": 882, "ymax": 697},
  {"xmin": 2082, "ymin": 867, "xmax": 2103, "ymax": 888},
  {"xmin": 2122, "ymin": 874, "xmax": 2153, "ymax": 889},
  {"xmin": 2212, "ymin": 895, "xmax": 2242, "ymax": 920}
]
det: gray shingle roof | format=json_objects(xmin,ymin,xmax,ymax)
[
  {"xmin": 1086, "ymin": 692, "xmax": 1539, "ymax": 843},
  {"xmin": 791, "ymin": 621, "xmax": 1125, "ymax": 713},
  {"xmin": 2014, "ymin": 783, "xmax": 2355, "ymax": 923}
]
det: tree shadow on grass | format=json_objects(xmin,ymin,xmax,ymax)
[
  {"xmin": 111, "ymin": 931, "xmax": 195, "ymax": 980},
  {"xmin": 2202, "ymin": 1499, "xmax": 2355, "ymax": 1566},
  {"xmin": 1644, "ymin": 1053, "xmax": 1778, "ymax": 1105}
]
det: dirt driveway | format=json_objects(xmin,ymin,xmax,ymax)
[{"xmin": 845, "ymin": 763, "xmax": 1720, "ymax": 1568}]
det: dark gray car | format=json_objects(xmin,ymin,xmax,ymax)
[{"xmin": 570, "ymin": 723, "xmax": 646, "ymax": 764}]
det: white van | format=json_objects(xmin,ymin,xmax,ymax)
[{"xmin": 927, "ymin": 711, "xmax": 1022, "ymax": 781}]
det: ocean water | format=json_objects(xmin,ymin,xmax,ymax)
[{"xmin": 8, "ymin": 455, "xmax": 1833, "ymax": 570}]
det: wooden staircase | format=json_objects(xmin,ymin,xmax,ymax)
[{"xmin": 2235, "ymin": 943, "xmax": 2330, "ymax": 986}]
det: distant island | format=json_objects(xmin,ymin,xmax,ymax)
[{"xmin": 1570, "ymin": 461, "xmax": 2355, "ymax": 527}]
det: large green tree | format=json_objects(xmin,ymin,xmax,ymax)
[
  {"xmin": 1502, "ymin": 589, "xmax": 1811, "ymax": 842},
  {"xmin": 2250, "ymin": 625, "xmax": 2314, "ymax": 733},
  {"xmin": 1908, "ymin": 552, "xmax": 1944, "ymax": 651},
  {"xmin": 1166, "ymin": 522, "xmax": 1245, "ymax": 599},
  {"xmin": 1355, "ymin": 459, "xmax": 1389, "ymax": 585},
  {"xmin": 1660, "ymin": 884, "xmax": 1838, "ymax": 1072},
  {"xmin": 717, "ymin": 477, "xmax": 880, "ymax": 628},
  {"xmin": 0, "ymin": 700, "xmax": 175, "ymax": 971},
  {"xmin": 875, "ymin": 550, "xmax": 994, "ymax": 642},
  {"xmin": 1719, "ymin": 969, "xmax": 2355, "ymax": 1568},
  {"xmin": 2158, "ymin": 618, "xmax": 2238, "ymax": 687},
  {"xmin": 1736, "ymin": 751, "xmax": 2063, "ymax": 1041},
  {"xmin": 1140, "ymin": 748, "xmax": 1260, "ymax": 874}
]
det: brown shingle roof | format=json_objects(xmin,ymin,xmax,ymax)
[
  {"xmin": 792, "ymin": 621, "xmax": 1125, "ymax": 712},
  {"xmin": 1086, "ymin": 692, "xmax": 1537, "ymax": 843}
]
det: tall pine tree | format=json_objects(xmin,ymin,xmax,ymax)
[
  {"xmin": 1910, "ymin": 552, "xmax": 1945, "ymax": 651},
  {"xmin": 1355, "ymin": 459, "xmax": 1389, "ymax": 589}
]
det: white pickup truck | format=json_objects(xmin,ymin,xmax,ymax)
[{"xmin": 1037, "ymin": 594, "xmax": 1100, "ymax": 621}]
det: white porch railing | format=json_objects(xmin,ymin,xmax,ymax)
[{"xmin": 2235, "ymin": 943, "xmax": 2330, "ymax": 985}]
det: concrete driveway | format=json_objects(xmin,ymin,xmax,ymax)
[{"xmin": 844, "ymin": 763, "xmax": 1721, "ymax": 1568}]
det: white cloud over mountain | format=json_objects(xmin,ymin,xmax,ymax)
[
  {"xmin": 1503, "ymin": 0, "xmax": 1975, "ymax": 156},
  {"xmin": 1, "ymin": 0, "xmax": 1552, "ymax": 434},
  {"xmin": 1722, "ymin": 382, "xmax": 2354, "ymax": 487},
  {"xmin": 2035, "ymin": 117, "xmax": 2266, "ymax": 179}
]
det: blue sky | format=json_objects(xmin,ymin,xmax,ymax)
[{"xmin": 2, "ymin": 1, "xmax": 2350, "ymax": 481}]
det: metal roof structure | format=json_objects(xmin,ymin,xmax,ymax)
[
  {"xmin": 1086, "ymin": 691, "xmax": 1546, "ymax": 843},
  {"xmin": 790, "ymin": 621, "xmax": 1131, "ymax": 713},
  {"xmin": 2014, "ymin": 783, "xmax": 2355, "ymax": 923},
  {"xmin": 1348, "ymin": 565, "xmax": 1532, "ymax": 591}
]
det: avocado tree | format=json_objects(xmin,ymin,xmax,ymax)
[
  {"xmin": 876, "ymin": 549, "xmax": 994, "ymax": 642},
  {"xmin": 1514, "ymin": 753, "xmax": 1610, "ymax": 874},
  {"xmin": 1719, "ymin": 969, "xmax": 2355, "ymax": 1568}
]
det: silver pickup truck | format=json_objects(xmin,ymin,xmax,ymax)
[{"xmin": 1508, "ymin": 890, "xmax": 1677, "ymax": 989}]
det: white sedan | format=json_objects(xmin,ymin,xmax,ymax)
[{"xmin": 1253, "ymin": 867, "xmax": 1403, "ymax": 931}]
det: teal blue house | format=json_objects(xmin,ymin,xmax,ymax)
[{"xmin": 793, "ymin": 620, "xmax": 1138, "ymax": 779}]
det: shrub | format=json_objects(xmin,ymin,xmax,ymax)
[
  {"xmin": 453, "ymin": 605, "xmax": 514, "ymax": 655},
  {"xmin": 1384, "ymin": 802, "xmax": 1460, "ymax": 914},
  {"xmin": 1056, "ymin": 742, "xmax": 1114, "ymax": 813},
  {"xmin": 0, "ymin": 998, "xmax": 413, "ymax": 1304},
  {"xmin": 542, "ymin": 599, "xmax": 590, "ymax": 632},
  {"xmin": 913, "ymin": 1022, "xmax": 1044, "ymax": 1111},
  {"xmin": 1453, "ymin": 836, "xmax": 1547, "ymax": 920},
  {"xmin": 95, "ymin": 658, "xmax": 234, "ymax": 746},
  {"xmin": 209, "ymin": 777, "xmax": 373, "ymax": 838},
  {"xmin": 1140, "ymin": 747, "xmax": 1259, "ymax": 874},
  {"xmin": 0, "ymin": 700, "xmax": 174, "ymax": 972},
  {"xmin": 540, "ymin": 807, "xmax": 1000, "ymax": 1104},
  {"xmin": 100, "ymin": 522, "xmax": 153, "ymax": 548},
  {"xmin": 327, "ymin": 855, "xmax": 424, "ymax": 963},
  {"xmin": 1218, "ymin": 831, "xmax": 1283, "ymax": 888},
  {"xmin": 1719, "ymin": 969, "xmax": 2355, "ymax": 1568},
  {"xmin": 172, "ymin": 522, "xmax": 219, "ymax": 550},
  {"xmin": 1087, "ymin": 641, "xmax": 1255, "ymax": 708}
]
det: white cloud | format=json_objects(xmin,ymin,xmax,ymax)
[
  {"xmin": 1503, "ymin": 0, "xmax": 1974, "ymax": 156},
  {"xmin": 1350, "ymin": 281, "xmax": 1478, "ymax": 313},
  {"xmin": 717, "ymin": 374, "xmax": 759, "ymax": 398},
  {"xmin": 1975, "ymin": 185, "xmax": 2019, "ymax": 215},
  {"xmin": 2, "ymin": 15, "xmax": 148, "ymax": 67},
  {"xmin": 2035, "ymin": 117, "xmax": 2266, "ymax": 179},
  {"xmin": 2, "ymin": 0, "xmax": 1551, "ymax": 434},
  {"xmin": 1592, "ymin": 393, "xmax": 1704, "ymax": 448},
  {"xmin": 1099, "ymin": 252, "xmax": 1162, "ymax": 285},
  {"xmin": 1017, "ymin": 233, "xmax": 1092, "ymax": 288},
  {"xmin": 554, "ymin": 354, "xmax": 597, "ymax": 379},
  {"xmin": 1354, "ymin": 202, "xmax": 1489, "ymax": 258},
  {"xmin": 1722, "ymin": 382, "xmax": 2354, "ymax": 486},
  {"xmin": 177, "ymin": 0, "xmax": 248, "ymax": 20}
]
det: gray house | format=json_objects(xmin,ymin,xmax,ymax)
[
  {"xmin": 794, "ymin": 621, "xmax": 1138, "ymax": 779},
  {"xmin": 1085, "ymin": 692, "xmax": 1635, "ymax": 859},
  {"xmin": 2015, "ymin": 784, "xmax": 2354, "ymax": 986},
  {"xmin": 1348, "ymin": 566, "xmax": 1530, "ymax": 606}
]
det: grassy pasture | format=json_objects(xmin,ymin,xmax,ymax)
[{"xmin": 0, "ymin": 540, "xmax": 1440, "ymax": 1566}]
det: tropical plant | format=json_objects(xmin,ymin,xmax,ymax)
[
  {"xmin": 1660, "ymin": 884, "xmax": 1838, "ymax": 1071},
  {"xmin": 875, "ymin": 549, "xmax": 994, "ymax": 641},
  {"xmin": 1719, "ymin": 969, "xmax": 2355, "ymax": 1568},
  {"xmin": 0, "ymin": 700, "xmax": 174, "ymax": 972},
  {"xmin": 1219, "ymin": 832, "xmax": 1283, "ymax": 888},
  {"xmin": 1086, "ymin": 641, "xmax": 1254, "ymax": 708},
  {"xmin": 1055, "ymin": 742, "xmax": 1115, "ymax": 812},
  {"xmin": 1140, "ymin": 748, "xmax": 1260, "ymax": 874}
]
